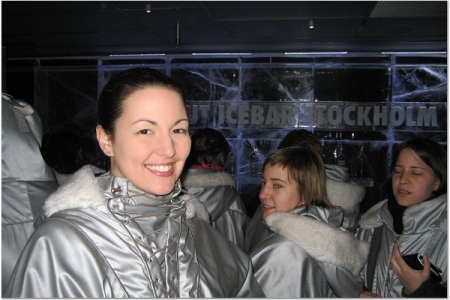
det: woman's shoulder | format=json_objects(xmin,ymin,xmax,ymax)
[{"xmin": 186, "ymin": 216, "xmax": 253, "ymax": 271}]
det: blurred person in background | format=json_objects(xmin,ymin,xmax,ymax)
[
  {"xmin": 2, "ymin": 93, "xmax": 58, "ymax": 293},
  {"xmin": 181, "ymin": 127, "xmax": 250, "ymax": 251},
  {"xmin": 41, "ymin": 128, "xmax": 106, "ymax": 185}
]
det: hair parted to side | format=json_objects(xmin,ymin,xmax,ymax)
[
  {"xmin": 277, "ymin": 129, "xmax": 323, "ymax": 156},
  {"xmin": 263, "ymin": 146, "xmax": 332, "ymax": 209},
  {"xmin": 384, "ymin": 136, "xmax": 447, "ymax": 197},
  {"xmin": 97, "ymin": 68, "xmax": 186, "ymax": 138},
  {"xmin": 185, "ymin": 128, "xmax": 230, "ymax": 168}
]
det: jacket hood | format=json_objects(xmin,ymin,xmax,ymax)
[
  {"xmin": 324, "ymin": 164, "xmax": 350, "ymax": 182},
  {"xmin": 43, "ymin": 165, "xmax": 209, "ymax": 222},
  {"xmin": 326, "ymin": 178, "xmax": 365, "ymax": 212},
  {"xmin": 182, "ymin": 169, "xmax": 238, "ymax": 221},
  {"xmin": 266, "ymin": 211, "xmax": 370, "ymax": 276},
  {"xmin": 358, "ymin": 199, "xmax": 387, "ymax": 229}
]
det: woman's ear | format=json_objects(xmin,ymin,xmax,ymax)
[
  {"xmin": 96, "ymin": 125, "xmax": 113, "ymax": 156},
  {"xmin": 433, "ymin": 177, "xmax": 441, "ymax": 192}
]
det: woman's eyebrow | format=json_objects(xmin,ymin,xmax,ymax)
[
  {"xmin": 133, "ymin": 118, "xmax": 188, "ymax": 125},
  {"xmin": 269, "ymin": 177, "xmax": 287, "ymax": 184},
  {"xmin": 133, "ymin": 119, "xmax": 157, "ymax": 125}
]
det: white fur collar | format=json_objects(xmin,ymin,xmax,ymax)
[
  {"xmin": 43, "ymin": 165, "xmax": 210, "ymax": 222},
  {"xmin": 43, "ymin": 165, "xmax": 105, "ymax": 217},
  {"xmin": 266, "ymin": 212, "xmax": 370, "ymax": 276},
  {"xmin": 182, "ymin": 170, "xmax": 236, "ymax": 188}
]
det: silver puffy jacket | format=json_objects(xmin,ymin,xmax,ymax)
[
  {"xmin": 2, "ymin": 94, "xmax": 58, "ymax": 293},
  {"xmin": 181, "ymin": 168, "xmax": 250, "ymax": 251},
  {"xmin": 250, "ymin": 206, "xmax": 369, "ymax": 298},
  {"xmin": 4, "ymin": 166, "xmax": 265, "ymax": 298},
  {"xmin": 357, "ymin": 194, "xmax": 447, "ymax": 297}
]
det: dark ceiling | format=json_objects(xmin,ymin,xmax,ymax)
[{"xmin": 2, "ymin": 1, "xmax": 448, "ymax": 59}]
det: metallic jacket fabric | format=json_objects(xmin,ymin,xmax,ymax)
[
  {"xmin": 1, "ymin": 94, "xmax": 58, "ymax": 293},
  {"xmin": 249, "ymin": 206, "xmax": 369, "ymax": 298},
  {"xmin": 358, "ymin": 194, "xmax": 447, "ymax": 297},
  {"xmin": 4, "ymin": 166, "xmax": 265, "ymax": 298},
  {"xmin": 181, "ymin": 168, "xmax": 250, "ymax": 251}
]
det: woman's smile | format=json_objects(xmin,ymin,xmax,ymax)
[{"xmin": 145, "ymin": 163, "xmax": 175, "ymax": 176}]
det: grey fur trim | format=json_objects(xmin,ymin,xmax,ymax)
[
  {"xmin": 43, "ymin": 165, "xmax": 105, "ymax": 217},
  {"xmin": 266, "ymin": 212, "xmax": 370, "ymax": 276},
  {"xmin": 183, "ymin": 194, "xmax": 210, "ymax": 222},
  {"xmin": 182, "ymin": 171, "xmax": 236, "ymax": 188}
]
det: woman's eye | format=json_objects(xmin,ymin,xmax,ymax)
[
  {"xmin": 273, "ymin": 184, "xmax": 282, "ymax": 189},
  {"xmin": 139, "ymin": 129, "xmax": 152, "ymax": 135},
  {"xmin": 173, "ymin": 128, "xmax": 188, "ymax": 134}
]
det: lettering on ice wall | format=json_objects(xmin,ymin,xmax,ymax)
[{"xmin": 186, "ymin": 102, "xmax": 443, "ymax": 130}]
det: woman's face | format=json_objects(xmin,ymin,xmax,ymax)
[
  {"xmin": 392, "ymin": 148, "xmax": 440, "ymax": 207},
  {"xmin": 259, "ymin": 164, "xmax": 305, "ymax": 219},
  {"xmin": 98, "ymin": 87, "xmax": 191, "ymax": 195}
]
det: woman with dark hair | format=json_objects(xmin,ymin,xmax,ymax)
[
  {"xmin": 4, "ymin": 68, "xmax": 264, "ymax": 298},
  {"xmin": 249, "ymin": 146, "xmax": 369, "ymax": 298},
  {"xmin": 181, "ymin": 128, "xmax": 250, "ymax": 251},
  {"xmin": 358, "ymin": 136, "xmax": 447, "ymax": 297}
]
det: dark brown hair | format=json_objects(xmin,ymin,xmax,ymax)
[
  {"xmin": 278, "ymin": 129, "xmax": 323, "ymax": 156},
  {"xmin": 185, "ymin": 128, "xmax": 230, "ymax": 168},
  {"xmin": 97, "ymin": 68, "xmax": 186, "ymax": 138}
]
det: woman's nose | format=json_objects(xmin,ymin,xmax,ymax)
[
  {"xmin": 399, "ymin": 172, "xmax": 409, "ymax": 184},
  {"xmin": 156, "ymin": 133, "xmax": 176, "ymax": 158}
]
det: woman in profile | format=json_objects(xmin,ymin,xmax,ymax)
[{"xmin": 249, "ymin": 146, "xmax": 369, "ymax": 298}]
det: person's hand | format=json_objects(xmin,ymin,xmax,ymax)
[
  {"xmin": 359, "ymin": 290, "xmax": 381, "ymax": 297},
  {"xmin": 390, "ymin": 243, "xmax": 430, "ymax": 295}
]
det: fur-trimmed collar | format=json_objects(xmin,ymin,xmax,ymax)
[
  {"xmin": 182, "ymin": 168, "xmax": 236, "ymax": 188},
  {"xmin": 266, "ymin": 211, "xmax": 370, "ymax": 276},
  {"xmin": 43, "ymin": 165, "xmax": 209, "ymax": 222}
]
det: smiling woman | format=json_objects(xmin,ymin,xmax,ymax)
[
  {"xmin": 4, "ymin": 68, "xmax": 265, "ymax": 298},
  {"xmin": 97, "ymin": 86, "xmax": 191, "ymax": 196}
]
